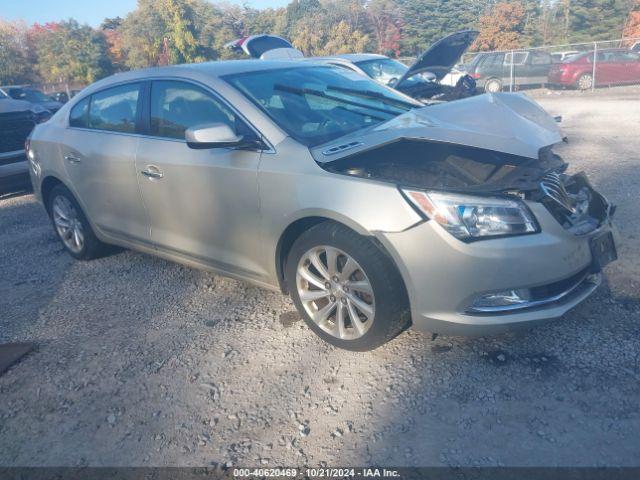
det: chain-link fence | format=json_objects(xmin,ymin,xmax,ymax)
[{"xmin": 459, "ymin": 38, "xmax": 640, "ymax": 93}]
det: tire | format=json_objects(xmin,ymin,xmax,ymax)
[
  {"xmin": 286, "ymin": 222, "xmax": 410, "ymax": 351},
  {"xmin": 484, "ymin": 78, "xmax": 502, "ymax": 93},
  {"xmin": 47, "ymin": 184, "xmax": 111, "ymax": 260},
  {"xmin": 576, "ymin": 73, "xmax": 593, "ymax": 90}
]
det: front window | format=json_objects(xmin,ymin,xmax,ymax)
[
  {"xmin": 224, "ymin": 66, "xmax": 419, "ymax": 147},
  {"xmin": 150, "ymin": 80, "xmax": 237, "ymax": 140}
]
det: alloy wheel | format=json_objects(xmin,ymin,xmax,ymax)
[
  {"xmin": 52, "ymin": 195, "xmax": 84, "ymax": 254},
  {"xmin": 578, "ymin": 74, "xmax": 593, "ymax": 90},
  {"xmin": 296, "ymin": 246, "xmax": 375, "ymax": 340}
]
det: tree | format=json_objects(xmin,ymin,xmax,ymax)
[
  {"xmin": 320, "ymin": 20, "xmax": 370, "ymax": 55},
  {"xmin": 396, "ymin": 0, "xmax": 485, "ymax": 55},
  {"xmin": 0, "ymin": 20, "xmax": 32, "ymax": 84},
  {"xmin": 31, "ymin": 20, "xmax": 112, "ymax": 86},
  {"xmin": 367, "ymin": 0, "xmax": 403, "ymax": 56},
  {"xmin": 285, "ymin": 0, "xmax": 322, "ymax": 34},
  {"xmin": 622, "ymin": 0, "xmax": 640, "ymax": 41},
  {"xmin": 120, "ymin": 0, "xmax": 205, "ymax": 69},
  {"xmin": 566, "ymin": 0, "xmax": 635, "ymax": 42},
  {"xmin": 101, "ymin": 17, "xmax": 126, "ymax": 70},
  {"xmin": 473, "ymin": 2, "xmax": 527, "ymax": 51}
]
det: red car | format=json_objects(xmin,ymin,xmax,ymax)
[{"xmin": 548, "ymin": 48, "xmax": 640, "ymax": 89}]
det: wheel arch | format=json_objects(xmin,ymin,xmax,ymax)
[
  {"xmin": 484, "ymin": 77, "xmax": 503, "ymax": 92},
  {"xmin": 274, "ymin": 214, "xmax": 405, "ymax": 296},
  {"xmin": 40, "ymin": 175, "xmax": 66, "ymax": 214}
]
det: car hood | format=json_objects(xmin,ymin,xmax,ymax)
[
  {"xmin": 397, "ymin": 30, "xmax": 479, "ymax": 86},
  {"xmin": 40, "ymin": 100, "xmax": 63, "ymax": 112},
  {"xmin": 312, "ymin": 93, "xmax": 563, "ymax": 162},
  {"xmin": 0, "ymin": 98, "xmax": 34, "ymax": 114}
]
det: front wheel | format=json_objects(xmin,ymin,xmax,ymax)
[{"xmin": 286, "ymin": 222, "xmax": 410, "ymax": 351}]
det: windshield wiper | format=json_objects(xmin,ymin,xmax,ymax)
[
  {"xmin": 326, "ymin": 85, "xmax": 418, "ymax": 110},
  {"xmin": 273, "ymin": 84, "xmax": 403, "ymax": 117}
]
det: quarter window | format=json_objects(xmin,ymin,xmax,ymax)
[
  {"xmin": 88, "ymin": 83, "xmax": 140, "ymax": 133},
  {"xmin": 150, "ymin": 81, "xmax": 237, "ymax": 140},
  {"xmin": 69, "ymin": 97, "xmax": 90, "ymax": 128}
]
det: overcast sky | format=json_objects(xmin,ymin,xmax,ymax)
[{"xmin": 0, "ymin": 0, "xmax": 290, "ymax": 26}]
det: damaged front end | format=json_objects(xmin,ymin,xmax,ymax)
[
  {"xmin": 314, "ymin": 93, "xmax": 613, "ymax": 238},
  {"xmin": 321, "ymin": 139, "xmax": 612, "ymax": 237}
]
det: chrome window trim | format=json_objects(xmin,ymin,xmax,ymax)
[{"xmin": 66, "ymin": 76, "xmax": 275, "ymax": 154}]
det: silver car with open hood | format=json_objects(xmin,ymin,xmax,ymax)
[{"xmin": 27, "ymin": 60, "xmax": 618, "ymax": 350}]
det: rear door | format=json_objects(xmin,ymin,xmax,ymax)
[
  {"xmin": 594, "ymin": 51, "xmax": 617, "ymax": 84},
  {"xmin": 477, "ymin": 53, "xmax": 505, "ymax": 85},
  {"xmin": 135, "ymin": 79, "xmax": 267, "ymax": 280},
  {"xmin": 504, "ymin": 51, "xmax": 528, "ymax": 86},
  {"xmin": 528, "ymin": 51, "xmax": 553, "ymax": 85},
  {"xmin": 62, "ymin": 83, "xmax": 150, "ymax": 243}
]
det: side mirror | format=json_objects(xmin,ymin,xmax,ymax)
[
  {"xmin": 386, "ymin": 77, "xmax": 398, "ymax": 87},
  {"xmin": 186, "ymin": 123, "xmax": 258, "ymax": 150}
]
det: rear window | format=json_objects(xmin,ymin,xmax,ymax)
[
  {"xmin": 69, "ymin": 97, "xmax": 90, "ymax": 128},
  {"xmin": 88, "ymin": 83, "xmax": 140, "ymax": 133}
]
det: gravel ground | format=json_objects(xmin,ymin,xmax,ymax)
[{"xmin": 0, "ymin": 92, "xmax": 639, "ymax": 468}]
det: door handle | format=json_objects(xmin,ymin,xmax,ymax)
[
  {"xmin": 64, "ymin": 154, "xmax": 81, "ymax": 164},
  {"xmin": 141, "ymin": 166, "xmax": 164, "ymax": 179}
]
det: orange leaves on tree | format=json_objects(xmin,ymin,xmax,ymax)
[{"xmin": 472, "ymin": 2, "xmax": 526, "ymax": 52}]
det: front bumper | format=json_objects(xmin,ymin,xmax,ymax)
[{"xmin": 376, "ymin": 201, "xmax": 616, "ymax": 336}]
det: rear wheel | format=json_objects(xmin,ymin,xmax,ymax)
[
  {"xmin": 484, "ymin": 78, "xmax": 502, "ymax": 93},
  {"xmin": 47, "ymin": 184, "xmax": 110, "ymax": 260},
  {"xmin": 286, "ymin": 222, "xmax": 410, "ymax": 351},
  {"xmin": 577, "ymin": 73, "xmax": 593, "ymax": 90}
]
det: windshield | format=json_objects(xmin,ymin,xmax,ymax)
[
  {"xmin": 224, "ymin": 66, "xmax": 419, "ymax": 147},
  {"xmin": 8, "ymin": 88, "xmax": 51, "ymax": 102}
]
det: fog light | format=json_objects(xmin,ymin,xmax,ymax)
[{"xmin": 471, "ymin": 289, "xmax": 532, "ymax": 309}]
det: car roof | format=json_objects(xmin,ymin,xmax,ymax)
[
  {"xmin": 310, "ymin": 53, "xmax": 389, "ymax": 63},
  {"xmin": 82, "ymin": 59, "xmax": 328, "ymax": 92}
]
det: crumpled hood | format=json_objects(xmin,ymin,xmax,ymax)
[{"xmin": 313, "ymin": 93, "xmax": 563, "ymax": 162}]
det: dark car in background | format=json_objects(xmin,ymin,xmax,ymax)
[
  {"xmin": 0, "ymin": 93, "xmax": 39, "ymax": 190},
  {"xmin": 547, "ymin": 48, "xmax": 640, "ymax": 90},
  {"xmin": 50, "ymin": 90, "xmax": 82, "ymax": 104},
  {"xmin": 466, "ymin": 50, "xmax": 553, "ymax": 92},
  {"xmin": 0, "ymin": 85, "xmax": 63, "ymax": 113}
]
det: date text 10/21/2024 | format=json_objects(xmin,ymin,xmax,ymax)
[{"xmin": 233, "ymin": 468, "xmax": 401, "ymax": 478}]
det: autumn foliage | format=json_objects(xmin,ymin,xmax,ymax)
[
  {"xmin": 472, "ymin": 2, "xmax": 527, "ymax": 51},
  {"xmin": 623, "ymin": 0, "xmax": 640, "ymax": 41}
]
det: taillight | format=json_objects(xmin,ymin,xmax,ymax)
[{"xmin": 470, "ymin": 72, "xmax": 481, "ymax": 79}]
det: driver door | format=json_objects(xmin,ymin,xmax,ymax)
[{"xmin": 135, "ymin": 80, "xmax": 268, "ymax": 281}]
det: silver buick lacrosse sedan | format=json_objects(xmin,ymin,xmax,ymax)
[{"xmin": 27, "ymin": 60, "xmax": 618, "ymax": 350}]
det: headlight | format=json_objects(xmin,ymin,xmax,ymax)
[{"xmin": 402, "ymin": 189, "xmax": 539, "ymax": 240}]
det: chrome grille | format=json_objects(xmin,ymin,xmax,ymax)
[{"xmin": 539, "ymin": 171, "xmax": 574, "ymax": 214}]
